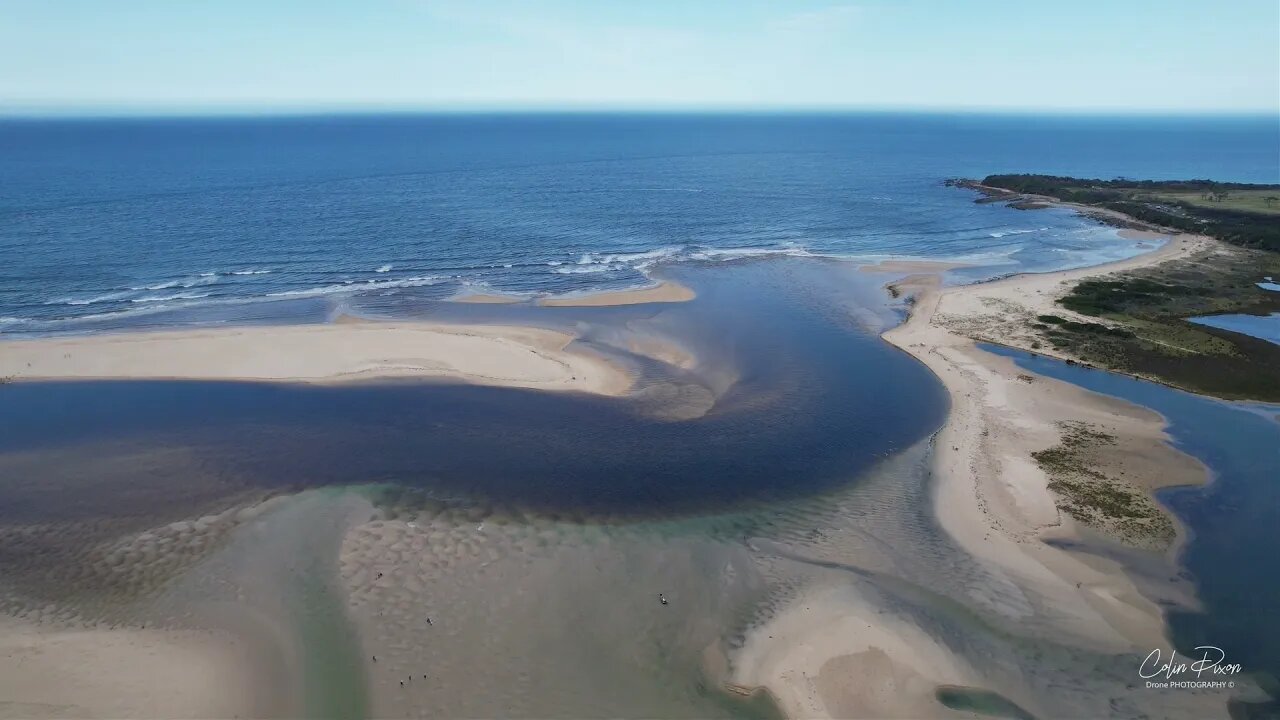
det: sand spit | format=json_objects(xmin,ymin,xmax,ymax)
[
  {"xmin": 915, "ymin": 232, "xmax": 1213, "ymax": 367},
  {"xmin": 735, "ymin": 232, "xmax": 1225, "ymax": 718},
  {"xmin": 537, "ymin": 279, "xmax": 696, "ymax": 307},
  {"xmin": 0, "ymin": 321, "xmax": 632, "ymax": 395}
]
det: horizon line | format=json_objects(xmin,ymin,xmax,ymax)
[{"xmin": 3, "ymin": 102, "xmax": 1278, "ymax": 121}]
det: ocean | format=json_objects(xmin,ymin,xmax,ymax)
[{"xmin": 2, "ymin": 112, "xmax": 1276, "ymax": 334}]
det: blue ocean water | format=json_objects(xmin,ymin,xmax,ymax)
[{"xmin": 1, "ymin": 113, "xmax": 1276, "ymax": 334}]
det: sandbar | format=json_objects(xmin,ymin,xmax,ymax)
[
  {"xmin": 0, "ymin": 618, "xmax": 276, "ymax": 719},
  {"xmin": 0, "ymin": 321, "xmax": 632, "ymax": 395},
  {"xmin": 536, "ymin": 279, "xmax": 695, "ymax": 307},
  {"xmin": 858, "ymin": 259, "xmax": 970, "ymax": 274}
]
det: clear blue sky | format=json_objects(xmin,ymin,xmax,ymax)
[{"xmin": 3, "ymin": 0, "xmax": 1277, "ymax": 115}]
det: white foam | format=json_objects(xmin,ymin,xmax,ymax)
[
  {"xmin": 687, "ymin": 244, "xmax": 814, "ymax": 262},
  {"xmin": 988, "ymin": 227, "xmax": 1046, "ymax": 238},
  {"xmin": 264, "ymin": 275, "xmax": 445, "ymax": 299},
  {"xmin": 133, "ymin": 273, "xmax": 223, "ymax": 291},
  {"xmin": 130, "ymin": 291, "xmax": 213, "ymax": 303},
  {"xmin": 375, "ymin": 264, "xmax": 393, "ymax": 273},
  {"xmin": 230, "ymin": 269, "xmax": 272, "ymax": 276},
  {"xmin": 577, "ymin": 246, "xmax": 685, "ymax": 268},
  {"xmin": 553, "ymin": 264, "xmax": 615, "ymax": 274},
  {"xmin": 545, "ymin": 243, "xmax": 824, "ymax": 276},
  {"xmin": 47, "ymin": 290, "xmax": 135, "ymax": 306}
]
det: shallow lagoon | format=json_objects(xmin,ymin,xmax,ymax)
[{"xmin": 1190, "ymin": 313, "xmax": 1280, "ymax": 346}]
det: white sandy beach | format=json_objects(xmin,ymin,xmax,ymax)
[
  {"xmin": 0, "ymin": 321, "xmax": 632, "ymax": 395},
  {"xmin": 734, "ymin": 231, "xmax": 1223, "ymax": 719}
]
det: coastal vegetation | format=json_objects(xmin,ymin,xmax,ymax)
[
  {"xmin": 1031, "ymin": 248, "xmax": 1280, "ymax": 401},
  {"xmin": 954, "ymin": 175, "xmax": 1280, "ymax": 402},
  {"xmin": 1031, "ymin": 422, "xmax": 1174, "ymax": 546},
  {"xmin": 970, "ymin": 174, "xmax": 1280, "ymax": 251}
]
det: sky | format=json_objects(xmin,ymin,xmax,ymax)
[{"xmin": 2, "ymin": 0, "xmax": 1277, "ymax": 115}]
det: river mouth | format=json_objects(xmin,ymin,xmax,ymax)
[
  {"xmin": 0, "ymin": 258, "xmax": 947, "ymax": 525},
  {"xmin": 1, "ymin": 256, "xmax": 1252, "ymax": 718},
  {"xmin": 0, "ymin": 257, "xmax": 949, "ymax": 717}
]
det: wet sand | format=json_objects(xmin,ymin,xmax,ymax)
[
  {"xmin": 536, "ymin": 279, "xmax": 696, "ymax": 306},
  {"xmin": 0, "ymin": 493, "xmax": 318, "ymax": 718},
  {"xmin": 0, "ymin": 620, "xmax": 265, "ymax": 719}
]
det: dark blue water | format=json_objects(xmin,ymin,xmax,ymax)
[
  {"xmin": 987, "ymin": 345, "xmax": 1280, "ymax": 708},
  {"xmin": 0, "ymin": 261, "xmax": 946, "ymax": 522},
  {"xmin": 2, "ymin": 113, "xmax": 1276, "ymax": 333}
]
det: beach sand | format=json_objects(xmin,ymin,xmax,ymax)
[
  {"xmin": 0, "ymin": 620, "xmax": 269, "ymax": 719},
  {"xmin": 0, "ymin": 321, "xmax": 632, "ymax": 395},
  {"xmin": 336, "ymin": 497, "xmax": 769, "ymax": 718},
  {"xmin": 732, "ymin": 582, "xmax": 978, "ymax": 719},
  {"xmin": 734, "ymin": 231, "xmax": 1224, "ymax": 719},
  {"xmin": 912, "ymin": 232, "xmax": 1212, "ymax": 368},
  {"xmin": 536, "ymin": 279, "xmax": 695, "ymax": 307},
  {"xmin": 0, "ymin": 493, "xmax": 320, "ymax": 719}
]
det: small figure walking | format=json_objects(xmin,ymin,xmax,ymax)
[{"xmin": 658, "ymin": 593, "xmax": 668, "ymax": 605}]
